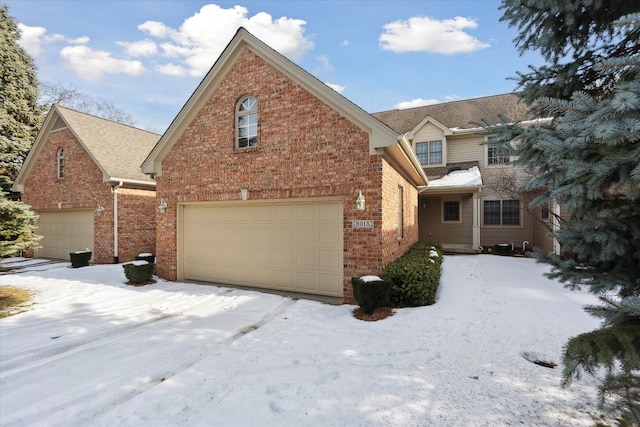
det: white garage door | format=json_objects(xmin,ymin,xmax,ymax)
[
  {"xmin": 36, "ymin": 210, "xmax": 94, "ymax": 260},
  {"xmin": 181, "ymin": 198, "xmax": 343, "ymax": 297}
]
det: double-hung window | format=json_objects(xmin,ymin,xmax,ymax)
[
  {"xmin": 416, "ymin": 140, "xmax": 443, "ymax": 165},
  {"xmin": 237, "ymin": 96, "xmax": 258, "ymax": 148},
  {"xmin": 483, "ymin": 200, "xmax": 520, "ymax": 226},
  {"xmin": 397, "ymin": 186, "xmax": 404, "ymax": 239},
  {"xmin": 57, "ymin": 148, "xmax": 65, "ymax": 179},
  {"xmin": 487, "ymin": 137, "xmax": 511, "ymax": 165}
]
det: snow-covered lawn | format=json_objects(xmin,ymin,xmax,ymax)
[{"xmin": 1, "ymin": 255, "xmax": 605, "ymax": 426}]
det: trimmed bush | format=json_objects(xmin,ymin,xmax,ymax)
[
  {"xmin": 380, "ymin": 242, "xmax": 443, "ymax": 307},
  {"xmin": 351, "ymin": 277, "xmax": 392, "ymax": 314},
  {"xmin": 123, "ymin": 262, "xmax": 155, "ymax": 284}
]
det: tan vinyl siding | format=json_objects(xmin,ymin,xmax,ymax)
[
  {"xmin": 414, "ymin": 124, "xmax": 446, "ymax": 166},
  {"xmin": 533, "ymin": 211, "xmax": 554, "ymax": 254},
  {"xmin": 446, "ymin": 135, "xmax": 484, "ymax": 164},
  {"xmin": 419, "ymin": 195, "xmax": 473, "ymax": 245}
]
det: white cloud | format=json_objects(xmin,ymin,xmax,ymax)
[
  {"xmin": 156, "ymin": 63, "xmax": 188, "ymax": 76},
  {"xmin": 17, "ymin": 23, "xmax": 84, "ymax": 58},
  {"xmin": 395, "ymin": 98, "xmax": 441, "ymax": 109},
  {"xmin": 380, "ymin": 16, "xmax": 490, "ymax": 54},
  {"xmin": 60, "ymin": 45, "xmax": 145, "ymax": 81},
  {"xmin": 325, "ymin": 82, "xmax": 345, "ymax": 94},
  {"xmin": 137, "ymin": 4, "xmax": 313, "ymax": 76},
  {"xmin": 118, "ymin": 39, "xmax": 158, "ymax": 57},
  {"xmin": 138, "ymin": 21, "xmax": 175, "ymax": 39},
  {"xmin": 69, "ymin": 36, "xmax": 90, "ymax": 44},
  {"xmin": 341, "ymin": 40, "xmax": 349, "ymax": 47},
  {"xmin": 315, "ymin": 55, "xmax": 334, "ymax": 73}
]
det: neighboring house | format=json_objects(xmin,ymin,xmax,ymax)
[
  {"xmin": 141, "ymin": 28, "xmax": 428, "ymax": 303},
  {"xmin": 12, "ymin": 105, "xmax": 160, "ymax": 264},
  {"xmin": 373, "ymin": 94, "xmax": 557, "ymax": 254}
]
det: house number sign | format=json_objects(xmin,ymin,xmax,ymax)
[{"xmin": 352, "ymin": 220, "xmax": 374, "ymax": 229}]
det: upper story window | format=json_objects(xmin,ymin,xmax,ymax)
[
  {"xmin": 57, "ymin": 148, "xmax": 65, "ymax": 179},
  {"xmin": 416, "ymin": 140, "xmax": 443, "ymax": 165},
  {"xmin": 237, "ymin": 96, "xmax": 258, "ymax": 149},
  {"xmin": 487, "ymin": 136, "xmax": 512, "ymax": 166}
]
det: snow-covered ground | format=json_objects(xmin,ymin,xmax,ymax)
[{"xmin": 0, "ymin": 255, "xmax": 606, "ymax": 426}]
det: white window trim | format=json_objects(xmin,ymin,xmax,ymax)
[
  {"xmin": 236, "ymin": 96, "xmax": 258, "ymax": 149},
  {"xmin": 57, "ymin": 148, "xmax": 65, "ymax": 179},
  {"xmin": 415, "ymin": 139, "xmax": 446, "ymax": 167},
  {"xmin": 441, "ymin": 197, "xmax": 462, "ymax": 224},
  {"xmin": 397, "ymin": 185, "xmax": 404, "ymax": 239},
  {"xmin": 485, "ymin": 136, "xmax": 515, "ymax": 168}
]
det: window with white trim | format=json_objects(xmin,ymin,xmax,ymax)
[
  {"xmin": 237, "ymin": 96, "xmax": 258, "ymax": 148},
  {"xmin": 57, "ymin": 148, "xmax": 65, "ymax": 179},
  {"xmin": 416, "ymin": 140, "xmax": 443, "ymax": 165},
  {"xmin": 487, "ymin": 136, "xmax": 511, "ymax": 165},
  {"xmin": 398, "ymin": 185, "xmax": 404, "ymax": 239},
  {"xmin": 483, "ymin": 199, "xmax": 520, "ymax": 226}
]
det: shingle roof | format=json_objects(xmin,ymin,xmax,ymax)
[
  {"xmin": 371, "ymin": 93, "xmax": 532, "ymax": 134},
  {"xmin": 55, "ymin": 106, "xmax": 160, "ymax": 183}
]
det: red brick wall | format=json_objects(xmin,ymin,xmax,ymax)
[
  {"xmin": 21, "ymin": 128, "xmax": 156, "ymax": 264},
  {"xmin": 381, "ymin": 158, "xmax": 419, "ymax": 264},
  {"xmin": 156, "ymin": 48, "xmax": 393, "ymax": 302},
  {"xmin": 117, "ymin": 188, "xmax": 157, "ymax": 263}
]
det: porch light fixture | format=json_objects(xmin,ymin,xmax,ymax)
[
  {"xmin": 356, "ymin": 190, "xmax": 365, "ymax": 211},
  {"xmin": 158, "ymin": 199, "xmax": 167, "ymax": 213},
  {"xmin": 241, "ymin": 187, "xmax": 249, "ymax": 201},
  {"xmin": 95, "ymin": 201, "xmax": 104, "ymax": 216}
]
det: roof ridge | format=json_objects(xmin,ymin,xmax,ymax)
[
  {"xmin": 371, "ymin": 92, "xmax": 522, "ymax": 115},
  {"xmin": 54, "ymin": 104, "xmax": 161, "ymax": 136}
]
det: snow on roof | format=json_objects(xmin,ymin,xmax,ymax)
[{"xmin": 428, "ymin": 166, "xmax": 483, "ymax": 189}]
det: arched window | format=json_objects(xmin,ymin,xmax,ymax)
[
  {"xmin": 57, "ymin": 148, "xmax": 65, "ymax": 179},
  {"xmin": 237, "ymin": 96, "xmax": 258, "ymax": 148}
]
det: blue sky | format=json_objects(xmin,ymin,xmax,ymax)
[{"xmin": 6, "ymin": 0, "xmax": 543, "ymax": 133}]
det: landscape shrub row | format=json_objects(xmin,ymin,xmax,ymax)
[{"xmin": 352, "ymin": 242, "xmax": 443, "ymax": 313}]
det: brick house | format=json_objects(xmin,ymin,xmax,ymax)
[
  {"xmin": 141, "ymin": 28, "xmax": 428, "ymax": 303},
  {"xmin": 12, "ymin": 105, "xmax": 160, "ymax": 264},
  {"xmin": 373, "ymin": 94, "xmax": 559, "ymax": 255}
]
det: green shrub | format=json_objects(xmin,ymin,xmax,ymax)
[
  {"xmin": 351, "ymin": 277, "xmax": 392, "ymax": 314},
  {"xmin": 123, "ymin": 262, "xmax": 155, "ymax": 284},
  {"xmin": 380, "ymin": 242, "xmax": 443, "ymax": 307}
]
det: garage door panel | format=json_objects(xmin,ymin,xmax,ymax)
[
  {"xmin": 319, "ymin": 225, "xmax": 342, "ymax": 244},
  {"xmin": 297, "ymin": 227, "xmax": 315, "ymax": 245},
  {"xmin": 295, "ymin": 204, "xmax": 315, "ymax": 221},
  {"xmin": 274, "ymin": 247, "xmax": 294, "ymax": 267},
  {"xmin": 36, "ymin": 210, "xmax": 94, "ymax": 260},
  {"xmin": 318, "ymin": 202, "xmax": 342, "ymax": 221},
  {"xmin": 273, "ymin": 204, "xmax": 294, "ymax": 221},
  {"xmin": 319, "ymin": 249, "xmax": 341, "ymax": 269},
  {"xmin": 182, "ymin": 199, "xmax": 343, "ymax": 297}
]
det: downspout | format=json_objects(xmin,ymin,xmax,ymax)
[{"xmin": 113, "ymin": 181, "xmax": 124, "ymax": 263}]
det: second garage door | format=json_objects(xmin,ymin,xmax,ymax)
[
  {"xmin": 181, "ymin": 198, "xmax": 343, "ymax": 297},
  {"xmin": 36, "ymin": 210, "xmax": 94, "ymax": 260}
]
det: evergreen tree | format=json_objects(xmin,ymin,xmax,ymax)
[
  {"xmin": 491, "ymin": 4, "xmax": 640, "ymax": 421},
  {"xmin": 501, "ymin": 0, "xmax": 640, "ymax": 105},
  {"xmin": 0, "ymin": 4, "xmax": 43, "ymax": 198},
  {"xmin": 0, "ymin": 190, "xmax": 40, "ymax": 256}
]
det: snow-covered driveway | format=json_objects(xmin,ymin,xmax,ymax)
[{"xmin": 1, "ymin": 255, "xmax": 605, "ymax": 426}]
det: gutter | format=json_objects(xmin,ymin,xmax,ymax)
[
  {"xmin": 399, "ymin": 133, "xmax": 429, "ymax": 186},
  {"xmin": 113, "ymin": 181, "xmax": 124, "ymax": 263},
  {"xmin": 107, "ymin": 177, "xmax": 155, "ymax": 188}
]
